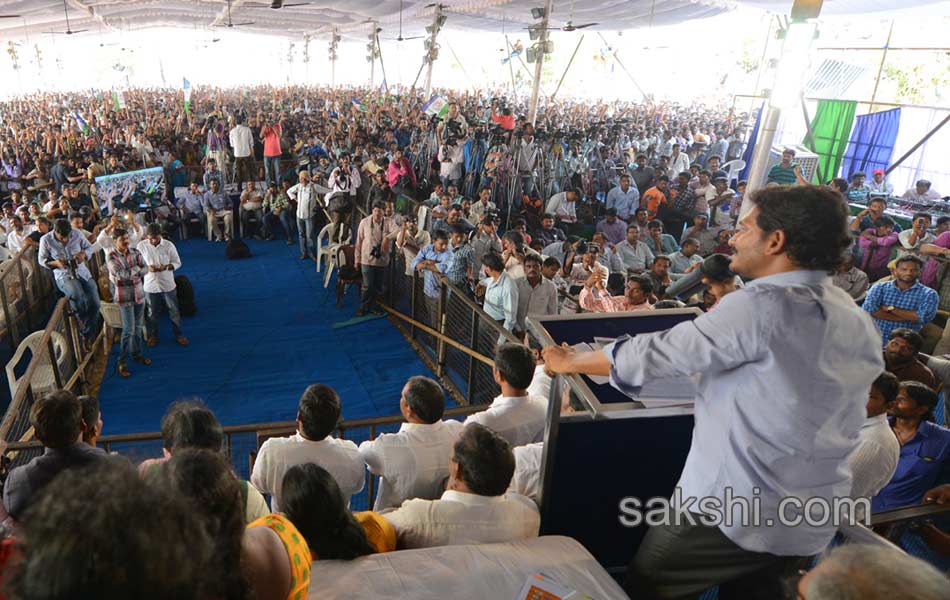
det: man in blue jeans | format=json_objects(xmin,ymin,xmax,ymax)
[
  {"xmin": 287, "ymin": 170, "xmax": 324, "ymax": 260},
  {"xmin": 38, "ymin": 218, "xmax": 101, "ymax": 345},
  {"xmin": 355, "ymin": 202, "xmax": 396, "ymax": 316},
  {"xmin": 137, "ymin": 223, "xmax": 188, "ymax": 348},
  {"xmin": 106, "ymin": 228, "xmax": 151, "ymax": 378}
]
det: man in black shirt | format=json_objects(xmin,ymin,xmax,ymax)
[{"xmin": 3, "ymin": 389, "xmax": 110, "ymax": 521}]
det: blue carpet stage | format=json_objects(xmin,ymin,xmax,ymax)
[{"xmin": 98, "ymin": 238, "xmax": 434, "ymax": 435}]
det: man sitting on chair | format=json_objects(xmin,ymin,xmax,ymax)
[
  {"xmin": 201, "ymin": 179, "xmax": 232, "ymax": 242},
  {"xmin": 179, "ymin": 182, "xmax": 205, "ymax": 240}
]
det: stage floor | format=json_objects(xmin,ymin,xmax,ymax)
[{"xmin": 98, "ymin": 237, "xmax": 432, "ymax": 435}]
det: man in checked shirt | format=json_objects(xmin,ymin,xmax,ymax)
[{"xmin": 106, "ymin": 228, "xmax": 151, "ymax": 378}]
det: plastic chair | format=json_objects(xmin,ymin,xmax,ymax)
[
  {"xmin": 317, "ymin": 223, "xmax": 353, "ymax": 288},
  {"xmin": 721, "ymin": 159, "xmax": 746, "ymax": 185},
  {"xmin": 6, "ymin": 330, "xmax": 69, "ymax": 402},
  {"xmin": 334, "ymin": 245, "xmax": 363, "ymax": 307}
]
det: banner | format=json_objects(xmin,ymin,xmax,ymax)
[
  {"xmin": 112, "ymin": 90, "xmax": 126, "ymax": 111},
  {"xmin": 73, "ymin": 112, "xmax": 90, "ymax": 135},
  {"xmin": 183, "ymin": 78, "xmax": 192, "ymax": 115},
  {"xmin": 421, "ymin": 95, "xmax": 449, "ymax": 118},
  {"xmin": 351, "ymin": 98, "xmax": 367, "ymax": 112}
]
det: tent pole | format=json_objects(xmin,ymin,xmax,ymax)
[
  {"xmin": 868, "ymin": 20, "xmax": 894, "ymax": 113},
  {"xmin": 423, "ymin": 4, "xmax": 444, "ymax": 99},
  {"xmin": 800, "ymin": 95, "xmax": 827, "ymax": 184},
  {"xmin": 744, "ymin": 0, "xmax": 824, "ymax": 200},
  {"xmin": 528, "ymin": 0, "xmax": 554, "ymax": 125},
  {"xmin": 551, "ymin": 34, "xmax": 584, "ymax": 101},
  {"xmin": 884, "ymin": 113, "xmax": 950, "ymax": 176},
  {"xmin": 505, "ymin": 35, "xmax": 518, "ymax": 96}
]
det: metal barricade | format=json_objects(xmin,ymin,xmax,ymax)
[
  {"xmin": 0, "ymin": 247, "xmax": 55, "ymax": 352},
  {"xmin": 0, "ymin": 298, "xmax": 103, "ymax": 469}
]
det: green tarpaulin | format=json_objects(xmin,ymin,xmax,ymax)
[{"xmin": 803, "ymin": 99, "xmax": 857, "ymax": 184}]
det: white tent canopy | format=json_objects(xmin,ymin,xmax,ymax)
[{"xmin": 3, "ymin": 0, "xmax": 949, "ymax": 42}]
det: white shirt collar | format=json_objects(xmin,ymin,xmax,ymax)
[{"xmin": 441, "ymin": 490, "xmax": 505, "ymax": 506}]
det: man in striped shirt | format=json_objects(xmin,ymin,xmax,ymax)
[{"xmin": 767, "ymin": 148, "xmax": 806, "ymax": 185}]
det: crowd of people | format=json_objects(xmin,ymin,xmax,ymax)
[{"xmin": 0, "ymin": 84, "xmax": 948, "ymax": 599}]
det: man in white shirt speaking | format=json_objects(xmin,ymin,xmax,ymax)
[
  {"xmin": 359, "ymin": 376, "xmax": 463, "ymax": 511},
  {"xmin": 384, "ymin": 423, "xmax": 540, "ymax": 549},
  {"xmin": 229, "ymin": 114, "xmax": 255, "ymax": 190},
  {"xmin": 251, "ymin": 384, "xmax": 364, "ymax": 512},
  {"xmin": 464, "ymin": 343, "xmax": 548, "ymax": 447},
  {"xmin": 137, "ymin": 223, "xmax": 188, "ymax": 347}
]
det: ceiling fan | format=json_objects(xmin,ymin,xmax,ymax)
[
  {"xmin": 216, "ymin": 0, "xmax": 254, "ymax": 28},
  {"xmin": 50, "ymin": 0, "xmax": 88, "ymax": 35},
  {"xmin": 269, "ymin": 0, "xmax": 310, "ymax": 7},
  {"xmin": 526, "ymin": 0, "xmax": 597, "ymax": 32},
  {"xmin": 383, "ymin": 0, "xmax": 425, "ymax": 42},
  {"xmin": 0, "ymin": 14, "xmax": 20, "ymax": 19}
]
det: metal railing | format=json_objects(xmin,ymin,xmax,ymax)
[
  {"xmin": 0, "ymin": 247, "xmax": 55, "ymax": 352},
  {"xmin": 0, "ymin": 297, "xmax": 104, "ymax": 468},
  {"xmin": 383, "ymin": 250, "xmax": 519, "ymax": 406},
  {"xmin": 2, "ymin": 404, "xmax": 487, "ymax": 512}
]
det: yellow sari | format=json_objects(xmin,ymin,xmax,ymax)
[{"xmin": 247, "ymin": 514, "xmax": 312, "ymax": 600}]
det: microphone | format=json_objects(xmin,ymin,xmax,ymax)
[{"xmin": 665, "ymin": 254, "xmax": 734, "ymax": 300}]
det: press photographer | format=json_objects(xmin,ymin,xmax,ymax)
[
  {"xmin": 38, "ymin": 218, "xmax": 101, "ymax": 345},
  {"xmin": 437, "ymin": 130, "xmax": 465, "ymax": 192}
]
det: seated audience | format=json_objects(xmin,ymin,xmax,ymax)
[
  {"xmin": 508, "ymin": 384, "xmax": 586, "ymax": 505},
  {"xmin": 698, "ymin": 253, "xmax": 740, "ymax": 309},
  {"xmin": 359, "ymin": 376, "xmax": 463, "ymax": 511},
  {"xmin": 595, "ymin": 208, "xmax": 628, "ymax": 246},
  {"xmin": 580, "ymin": 272, "xmax": 654, "ymax": 312},
  {"xmin": 882, "ymin": 328, "xmax": 937, "ymax": 388},
  {"xmin": 149, "ymin": 449, "xmax": 255, "ymax": 600},
  {"xmin": 667, "ymin": 237, "xmax": 703, "ymax": 277},
  {"xmin": 615, "ymin": 224, "xmax": 655, "ymax": 273},
  {"xmin": 872, "ymin": 381, "xmax": 950, "ymax": 511},
  {"xmin": 5, "ymin": 461, "xmax": 213, "ymax": 600},
  {"xmin": 901, "ymin": 179, "xmax": 941, "ymax": 202},
  {"xmin": 832, "ymin": 254, "xmax": 870, "ymax": 301},
  {"xmin": 281, "ymin": 463, "xmax": 395, "ymax": 557},
  {"xmin": 533, "ymin": 213, "xmax": 566, "ymax": 247},
  {"xmin": 898, "ymin": 212, "xmax": 934, "ymax": 257},
  {"xmin": 848, "ymin": 373, "xmax": 900, "ymax": 519},
  {"xmin": 795, "ymin": 544, "xmax": 948, "ymax": 600},
  {"xmin": 464, "ymin": 343, "xmax": 547, "ymax": 446},
  {"xmin": 139, "ymin": 400, "xmax": 269, "ymax": 523},
  {"xmin": 251, "ymin": 384, "xmax": 364, "ymax": 512},
  {"xmin": 644, "ymin": 219, "xmax": 679, "ymax": 256},
  {"xmin": 384, "ymin": 423, "xmax": 540, "ymax": 549},
  {"xmin": 643, "ymin": 255, "xmax": 673, "ymax": 297},
  {"xmin": 3, "ymin": 390, "xmax": 111, "ymax": 522},
  {"xmin": 79, "ymin": 394, "xmax": 103, "ymax": 448},
  {"xmin": 858, "ymin": 217, "xmax": 899, "ymax": 281},
  {"xmin": 862, "ymin": 255, "xmax": 938, "ymax": 347}
]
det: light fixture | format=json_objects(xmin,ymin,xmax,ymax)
[
  {"xmin": 526, "ymin": 47, "xmax": 538, "ymax": 63},
  {"xmin": 437, "ymin": 15, "xmax": 446, "ymax": 27},
  {"xmin": 270, "ymin": 0, "xmax": 283, "ymax": 8},
  {"xmin": 531, "ymin": 7, "xmax": 545, "ymax": 19},
  {"xmin": 425, "ymin": 25, "xmax": 433, "ymax": 33},
  {"xmin": 528, "ymin": 26, "xmax": 541, "ymax": 41},
  {"xmin": 543, "ymin": 40, "xmax": 553, "ymax": 54}
]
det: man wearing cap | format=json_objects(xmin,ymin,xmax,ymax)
[
  {"xmin": 901, "ymin": 180, "xmax": 941, "ymax": 203},
  {"xmin": 847, "ymin": 172, "xmax": 871, "ymax": 203},
  {"xmin": 868, "ymin": 169, "xmax": 894, "ymax": 196},
  {"xmin": 606, "ymin": 173, "xmax": 640, "ymax": 221}
]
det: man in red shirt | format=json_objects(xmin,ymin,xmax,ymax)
[
  {"xmin": 490, "ymin": 101, "xmax": 515, "ymax": 131},
  {"xmin": 260, "ymin": 113, "xmax": 284, "ymax": 188}
]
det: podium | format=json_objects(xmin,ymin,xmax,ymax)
[{"xmin": 526, "ymin": 309, "xmax": 700, "ymax": 576}]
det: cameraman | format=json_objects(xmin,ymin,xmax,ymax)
[
  {"xmin": 355, "ymin": 201, "xmax": 397, "ymax": 317},
  {"xmin": 490, "ymin": 100, "xmax": 515, "ymax": 131},
  {"xmin": 437, "ymin": 101, "xmax": 468, "ymax": 145},
  {"xmin": 39, "ymin": 218, "xmax": 101, "ymax": 343},
  {"xmin": 437, "ymin": 135, "xmax": 464, "ymax": 192}
]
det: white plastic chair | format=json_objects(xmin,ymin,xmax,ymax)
[
  {"xmin": 6, "ymin": 330, "xmax": 69, "ymax": 402},
  {"xmin": 100, "ymin": 301, "xmax": 145, "ymax": 354},
  {"xmin": 721, "ymin": 159, "xmax": 746, "ymax": 185},
  {"xmin": 317, "ymin": 222, "xmax": 353, "ymax": 288}
]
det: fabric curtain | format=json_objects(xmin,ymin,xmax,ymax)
[
  {"xmin": 840, "ymin": 107, "xmax": 901, "ymax": 180},
  {"xmin": 738, "ymin": 103, "xmax": 763, "ymax": 183},
  {"xmin": 802, "ymin": 99, "xmax": 858, "ymax": 183},
  {"xmin": 889, "ymin": 107, "xmax": 950, "ymax": 197}
]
